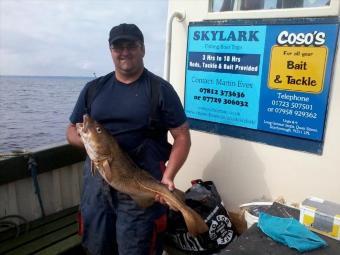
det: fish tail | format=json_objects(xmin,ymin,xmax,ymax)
[
  {"xmin": 181, "ymin": 206, "xmax": 209, "ymax": 236},
  {"xmin": 136, "ymin": 181, "xmax": 208, "ymax": 236}
]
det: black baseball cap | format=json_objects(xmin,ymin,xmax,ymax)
[{"xmin": 108, "ymin": 23, "xmax": 144, "ymax": 45}]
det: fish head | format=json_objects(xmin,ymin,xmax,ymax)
[{"xmin": 76, "ymin": 114, "xmax": 112, "ymax": 165}]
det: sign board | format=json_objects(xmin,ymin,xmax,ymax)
[{"xmin": 185, "ymin": 19, "xmax": 338, "ymax": 146}]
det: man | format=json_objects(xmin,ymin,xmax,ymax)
[{"xmin": 66, "ymin": 23, "xmax": 191, "ymax": 255}]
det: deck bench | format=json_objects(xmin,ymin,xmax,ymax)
[{"xmin": 0, "ymin": 206, "xmax": 83, "ymax": 255}]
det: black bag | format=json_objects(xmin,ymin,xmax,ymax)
[{"xmin": 165, "ymin": 180, "xmax": 237, "ymax": 254}]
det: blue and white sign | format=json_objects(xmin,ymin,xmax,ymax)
[{"xmin": 184, "ymin": 21, "xmax": 338, "ymax": 141}]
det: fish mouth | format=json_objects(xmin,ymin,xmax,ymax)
[
  {"xmin": 82, "ymin": 114, "xmax": 90, "ymax": 132},
  {"xmin": 76, "ymin": 114, "xmax": 91, "ymax": 133},
  {"xmin": 76, "ymin": 122, "xmax": 84, "ymax": 132},
  {"xmin": 77, "ymin": 115, "xmax": 111, "ymax": 162},
  {"xmin": 83, "ymin": 114, "xmax": 89, "ymax": 124}
]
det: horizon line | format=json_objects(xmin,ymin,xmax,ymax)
[{"xmin": 0, "ymin": 74, "xmax": 94, "ymax": 78}]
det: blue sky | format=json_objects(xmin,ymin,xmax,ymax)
[{"xmin": 0, "ymin": 0, "xmax": 168, "ymax": 77}]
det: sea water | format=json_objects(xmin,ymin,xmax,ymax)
[{"xmin": 0, "ymin": 75, "xmax": 92, "ymax": 153}]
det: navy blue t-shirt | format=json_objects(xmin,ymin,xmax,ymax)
[{"xmin": 70, "ymin": 69, "xmax": 186, "ymax": 156}]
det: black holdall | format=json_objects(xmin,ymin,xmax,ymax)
[{"xmin": 165, "ymin": 180, "xmax": 237, "ymax": 254}]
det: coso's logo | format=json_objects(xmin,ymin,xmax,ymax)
[{"xmin": 277, "ymin": 31, "xmax": 326, "ymax": 46}]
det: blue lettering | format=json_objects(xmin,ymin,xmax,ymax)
[
  {"xmin": 211, "ymin": 31, "xmax": 218, "ymax": 41},
  {"xmin": 193, "ymin": 31, "xmax": 200, "ymax": 40},
  {"xmin": 248, "ymin": 31, "xmax": 259, "ymax": 41},
  {"xmin": 219, "ymin": 31, "xmax": 226, "ymax": 41},
  {"xmin": 201, "ymin": 31, "xmax": 209, "ymax": 41},
  {"xmin": 227, "ymin": 31, "xmax": 236, "ymax": 41},
  {"xmin": 238, "ymin": 31, "xmax": 247, "ymax": 41},
  {"xmin": 192, "ymin": 30, "xmax": 260, "ymax": 42}
]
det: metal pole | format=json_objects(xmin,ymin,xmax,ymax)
[{"xmin": 163, "ymin": 11, "xmax": 186, "ymax": 82}]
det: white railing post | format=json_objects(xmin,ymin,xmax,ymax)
[{"xmin": 163, "ymin": 11, "xmax": 186, "ymax": 81}]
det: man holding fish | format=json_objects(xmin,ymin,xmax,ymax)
[{"xmin": 66, "ymin": 23, "xmax": 193, "ymax": 255}]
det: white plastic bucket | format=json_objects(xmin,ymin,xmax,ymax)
[
  {"xmin": 240, "ymin": 202, "xmax": 273, "ymax": 229},
  {"xmin": 244, "ymin": 210, "xmax": 259, "ymax": 229}
]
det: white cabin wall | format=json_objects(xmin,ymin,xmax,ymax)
[{"xmin": 167, "ymin": 0, "xmax": 340, "ymax": 211}]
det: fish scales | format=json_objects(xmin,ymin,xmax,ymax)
[{"xmin": 76, "ymin": 114, "xmax": 208, "ymax": 236}]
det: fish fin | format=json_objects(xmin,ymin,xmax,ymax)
[
  {"xmin": 102, "ymin": 160, "xmax": 112, "ymax": 182},
  {"xmin": 166, "ymin": 201, "xmax": 179, "ymax": 211},
  {"xmin": 172, "ymin": 189, "xmax": 186, "ymax": 201},
  {"xmin": 181, "ymin": 206, "xmax": 209, "ymax": 236},
  {"xmin": 130, "ymin": 194, "xmax": 155, "ymax": 208},
  {"xmin": 152, "ymin": 187, "xmax": 208, "ymax": 235},
  {"xmin": 162, "ymin": 189, "xmax": 184, "ymax": 210}
]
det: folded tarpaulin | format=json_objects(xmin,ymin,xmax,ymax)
[{"xmin": 258, "ymin": 212, "xmax": 327, "ymax": 252}]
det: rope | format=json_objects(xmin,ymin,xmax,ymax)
[
  {"xmin": 0, "ymin": 151, "xmax": 46, "ymax": 217},
  {"xmin": 28, "ymin": 156, "xmax": 46, "ymax": 217},
  {"xmin": 0, "ymin": 215, "xmax": 29, "ymax": 238},
  {"xmin": 0, "ymin": 150, "xmax": 33, "ymax": 238},
  {"xmin": 0, "ymin": 152, "xmax": 46, "ymax": 239}
]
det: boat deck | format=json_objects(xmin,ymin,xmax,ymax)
[{"xmin": 0, "ymin": 206, "xmax": 83, "ymax": 255}]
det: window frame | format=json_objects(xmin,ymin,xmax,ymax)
[{"xmin": 206, "ymin": 0, "xmax": 339, "ymax": 20}]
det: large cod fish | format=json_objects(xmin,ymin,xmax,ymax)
[{"xmin": 76, "ymin": 114, "xmax": 208, "ymax": 236}]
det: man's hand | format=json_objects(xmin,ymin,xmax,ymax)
[
  {"xmin": 155, "ymin": 175, "xmax": 175, "ymax": 205},
  {"xmin": 66, "ymin": 123, "xmax": 85, "ymax": 148},
  {"xmin": 154, "ymin": 121, "xmax": 190, "ymax": 206}
]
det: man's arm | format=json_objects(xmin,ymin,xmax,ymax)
[
  {"xmin": 161, "ymin": 121, "xmax": 191, "ymax": 190},
  {"xmin": 66, "ymin": 123, "xmax": 84, "ymax": 149}
]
